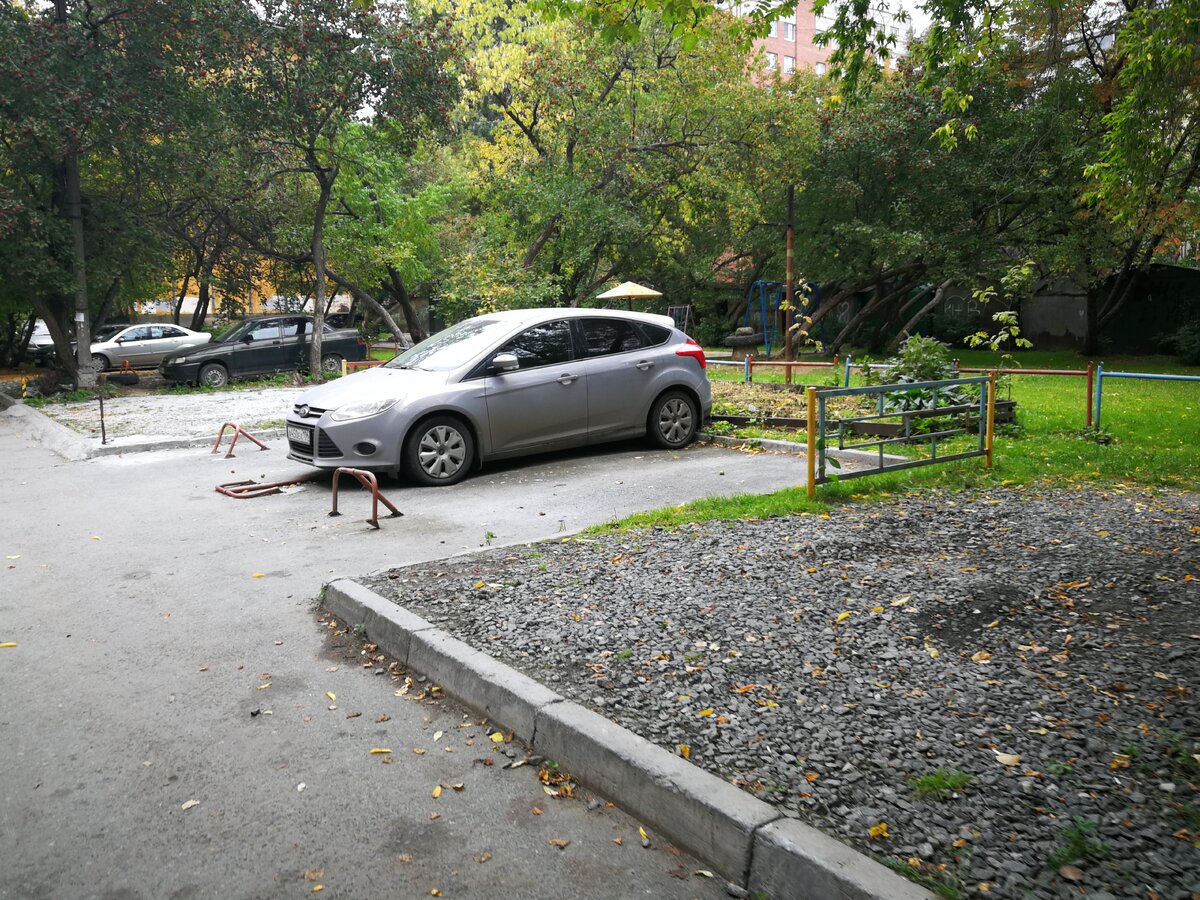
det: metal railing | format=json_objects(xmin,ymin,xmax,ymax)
[
  {"xmin": 806, "ymin": 374, "xmax": 996, "ymax": 498},
  {"xmin": 843, "ymin": 356, "xmax": 1096, "ymax": 426},
  {"xmin": 1093, "ymin": 363, "xmax": 1200, "ymax": 425}
]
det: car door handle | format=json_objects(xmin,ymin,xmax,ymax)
[
  {"xmin": 635, "ymin": 360, "xmax": 655, "ymax": 371},
  {"xmin": 557, "ymin": 373, "xmax": 578, "ymax": 385}
]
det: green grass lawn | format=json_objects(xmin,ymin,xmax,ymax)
[{"xmin": 614, "ymin": 349, "xmax": 1199, "ymax": 530}]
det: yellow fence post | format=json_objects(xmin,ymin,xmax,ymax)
[
  {"xmin": 806, "ymin": 386, "xmax": 817, "ymax": 499},
  {"xmin": 985, "ymin": 370, "xmax": 997, "ymax": 469}
]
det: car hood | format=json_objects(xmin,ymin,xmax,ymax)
[{"xmin": 293, "ymin": 366, "xmax": 453, "ymax": 411}]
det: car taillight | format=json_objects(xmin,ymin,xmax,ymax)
[{"xmin": 675, "ymin": 337, "xmax": 706, "ymax": 369}]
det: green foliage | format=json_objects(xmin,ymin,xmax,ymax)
[
  {"xmin": 1046, "ymin": 817, "xmax": 1109, "ymax": 869},
  {"xmin": 1166, "ymin": 321, "xmax": 1200, "ymax": 366},
  {"xmin": 911, "ymin": 767, "xmax": 973, "ymax": 800}
]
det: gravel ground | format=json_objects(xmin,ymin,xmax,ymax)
[
  {"xmin": 362, "ymin": 486, "xmax": 1200, "ymax": 899},
  {"xmin": 34, "ymin": 383, "xmax": 307, "ymax": 441}
]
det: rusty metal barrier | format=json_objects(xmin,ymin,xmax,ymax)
[
  {"xmin": 212, "ymin": 422, "xmax": 270, "ymax": 458},
  {"xmin": 216, "ymin": 473, "xmax": 319, "ymax": 499},
  {"xmin": 329, "ymin": 467, "xmax": 402, "ymax": 529}
]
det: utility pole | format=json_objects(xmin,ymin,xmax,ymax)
[{"xmin": 784, "ymin": 184, "xmax": 795, "ymax": 360}]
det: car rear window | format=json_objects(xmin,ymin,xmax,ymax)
[{"xmin": 639, "ymin": 323, "xmax": 671, "ymax": 345}]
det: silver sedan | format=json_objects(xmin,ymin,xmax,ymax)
[
  {"xmin": 285, "ymin": 308, "xmax": 712, "ymax": 485},
  {"xmin": 91, "ymin": 324, "xmax": 211, "ymax": 370}
]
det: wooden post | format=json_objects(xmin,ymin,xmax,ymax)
[
  {"xmin": 1085, "ymin": 362, "xmax": 1094, "ymax": 427},
  {"xmin": 806, "ymin": 387, "xmax": 817, "ymax": 499},
  {"xmin": 985, "ymin": 371, "xmax": 997, "ymax": 469}
]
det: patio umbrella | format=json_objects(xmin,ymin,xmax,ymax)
[{"xmin": 594, "ymin": 281, "xmax": 663, "ymax": 300}]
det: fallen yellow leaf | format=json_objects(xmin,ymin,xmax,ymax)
[
  {"xmin": 490, "ymin": 732, "xmax": 504, "ymax": 743},
  {"xmin": 432, "ymin": 785, "xmax": 442, "ymax": 799},
  {"xmin": 971, "ymin": 651, "xmax": 993, "ymax": 663},
  {"xmin": 433, "ymin": 730, "xmax": 444, "ymax": 741},
  {"xmin": 698, "ymin": 708, "xmax": 714, "ymax": 717},
  {"xmin": 370, "ymin": 748, "xmax": 392, "ymax": 754},
  {"xmin": 679, "ymin": 745, "xmax": 691, "ymax": 760},
  {"xmin": 181, "ymin": 799, "xmax": 199, "ymax": 811},
  {"xmin": 256, "ymin": 682, "xmax": 272, "ymax": 690},
  {"xmin": 0, "ymin": 642, "xmax": 17, "ymax": 649},
  {"xmin": 835, "ymin": 611, "xmax": 852, "ymax": 623},
  {"xmin": 867, "ymin": 822, "xmax": 889, "ymax": 839},
  {"xmin": 994, "ymin": 752, "xmax": 1021, "ymax": 766},
  {"xmin": 325, "ymin": 692, "xmax": 336, "ymax": 701}
]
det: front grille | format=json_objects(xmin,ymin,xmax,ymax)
[
  {"xmin": 315, "ymin": 428, "xmax": 342, "ymax": 459},
  {"xmin": 292, "ymin": 404, "xmax": 328, "ymax": 420}
]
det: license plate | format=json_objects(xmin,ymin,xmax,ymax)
[{"xmin": 287, "ymin": 425, "xmax": 311, "ymax": 445}]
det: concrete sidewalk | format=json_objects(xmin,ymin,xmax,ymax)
[{"xmin": 0, "ymin": 405, "xmax": 818, "ymax": 899}]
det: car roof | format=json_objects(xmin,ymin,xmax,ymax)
[{"xmin": 478, "ymin": 308, "xmax": 677, "ymax": 330}]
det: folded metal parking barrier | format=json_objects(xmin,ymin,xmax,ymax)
[
  {"xmin": 212, "ymin": 422, "xmax": 270, "ymax": 458},
  {"xmin": 328, "ymin": 467, "xmax": 402, "ymax": 529},
  {"xmin": 215, "ymin": 473, "xmax": 318, "ymax": 499}
]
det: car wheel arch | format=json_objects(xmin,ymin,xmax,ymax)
[{"xmin": 402, "ymin": 409, "xmax": 485, "ymax": 468}]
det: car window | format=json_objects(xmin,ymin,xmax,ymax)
[
  {"xmin": 249, "ymin": 322, "xmax": 282, "ymax": 341},
  {"xmin": 497, "ymin": 320, "xmax": 573, "ymax": 369},
  {"xmin": 122, "ymin": 327, "xmax": 152, "ymax": 342},
  {"xmin": 280, "ymin": 318, "xmax": 305, "ymax": 338},
  {"xmin": 148, "ymin": 326, "xmax": 168, "ymax": 339},
  {"xmin": 639, "ymin": 323, "xmax": 671, "ymax": 345},
  {"xmin": 579, "ymin": 318, "xmax": 647, "ymax": 357},
  {"xmin": 161, "ymin": 327, "xmax": 186, "ymax": 338}
]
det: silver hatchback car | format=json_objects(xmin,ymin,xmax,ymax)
[{"xmin": 285, "ymin": 308, "xmax": 712, "ymax": 485}]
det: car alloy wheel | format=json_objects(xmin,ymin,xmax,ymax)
[
  {"xmin": 404, "ymin": 416, "xmax": 474, "ymax": 486},
  {"xmin": 650, "ymin": 390, "xmax": 697, "ymax": 449},
  {"xmin": 320, "ymin": 354, "xmax": 343, "ymax": 376}
]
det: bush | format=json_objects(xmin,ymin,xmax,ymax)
[{"xmin": 1167, "ymin": 321, "xmax": 1200, "ymax": 365}]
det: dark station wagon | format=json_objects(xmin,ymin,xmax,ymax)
[{"xmin": 159, "ymin": 315, "xmax": 367, "ymax": 387}]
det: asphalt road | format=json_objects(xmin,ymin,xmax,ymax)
[{"xmin": 0, "ymin": 409, "xmax": 808, "ymax": 900}]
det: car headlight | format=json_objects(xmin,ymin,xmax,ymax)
[
  {"xmin": 172, "ymin": 356, "xmax": 189, "ymax": 364},
  {"xmin": 330, "ymin": 398, "xmax": 401, "ymax": 421}
]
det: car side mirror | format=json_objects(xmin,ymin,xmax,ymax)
[
  {"xmin": 115, "ymin": 337, "xmax": 125, "ymax": 343},
  {"xmin": 242, "ymin": 334, "xmax": 254, "ymax": 343},
  {"xmin": 491, "ymin": 353, "xmax": 519, "ymax": 373}
]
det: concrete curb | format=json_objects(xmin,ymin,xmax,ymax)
[
  {"xmin": 322, "ymin": 578, "xmax": 932, "ymax": 900},
  {"xmin": 0, "ymin": 400, "xmax": 283, "ymax": 460},
  {"xmin": 701, "ymin": 432, "xmax": 908, "ymax": 467}
]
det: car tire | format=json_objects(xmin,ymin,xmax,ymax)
[
  {"xmin": 648, "ymin": 389, "xmax": 698, "ymax": 449},
  {"xmin": 320, "ymin": 353, "xmax": 343, "ymax": 377},
  {"xmin": 199, "ymin": 363, "xmax": 229, "ymax": 389},
  {"xmin": 402, "ymin": 415, "xmax": 474, "ymax": 487},
  {"xmin": 91, "ymin": 354, "xmax": 109, "ymax": 371}
]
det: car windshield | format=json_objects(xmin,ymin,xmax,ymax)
[
  {"xmin": 384, "ymin": 317, "xmax": 509, "ymax": 372},
  {"xmin": 216, "ymin": 321, "xmax": 258, "ymax": 343}
]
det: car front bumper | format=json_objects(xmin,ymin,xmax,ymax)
[{"xmin": 160, "ymin": 360, "xmax": 203, "ymax": 383}]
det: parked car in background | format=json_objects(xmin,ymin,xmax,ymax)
[
  {"xmin": 159, "ymin": 315, "xmax": 367, "ymax": 387},
  {"xmin": 284, "ymin": 308, "xmax": 711, "ymax": 486},
  {"xmin": 91, "ymin": 324, "xmax": 210, "ymax": 370},
  {"xmin": 31, "ymin": 320, "xmax": 126, "ymax": 366}
]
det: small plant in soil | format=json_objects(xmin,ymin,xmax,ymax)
[
  {"xmin": 1046, "ymin": 759, "xmax": 1075, "ymax": 775},
  {"xmin": 613, "ymin": 649, "xmax": 634, "ymax": 661},
  {"xmin": 1075, "ymin": 424, "xmax": 1116, "ymax": 444},
  {"xmin": 1046, "ymin": 817, "xmax": 1110, "ymax": 869},
  {"xmin": 883, "ymin": 857, "xmax": 962, "ymax": 899},
  {"xmin": 911, "ymin": 767, "xmax": 973, "ymax": 800}
]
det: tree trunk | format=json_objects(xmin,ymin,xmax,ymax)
[
  {"xmin": 53, "ymin": 0, "xmax": 93, "ymax": 387},
  {"xmin": 174, "ymin": 268, "xmax": 194, "ymax": 326},
  {"xmin": 385, "ymin": 265, "xmax": 427, "ymax": 342},
  {"xmin": 888, "ymin": 280, "xmax": 951, "ymax": 352},
  {"xmin": 327, "ymin": 269, "xmax": 405, "ymax": 341},
  {"xmin": 308, "ymin": 167, "xmax": 335, "ymax": 378}
]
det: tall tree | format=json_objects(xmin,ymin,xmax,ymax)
[{"xmin": 230, "ymin": 0, "xmax": 457, "ymax": 376}]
